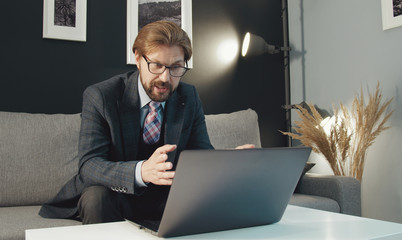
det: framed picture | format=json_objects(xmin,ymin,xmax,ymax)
[
  {"xmin": 126, "ymin": 0, "xmax": 193, "ymax": 67},
  {"xmin": 43, "ymin": 0, "xmax": 87, "ymax": 42},
  {"xmin": 381, "ymin": 0, "xmax": 402, "ymax": 30}
]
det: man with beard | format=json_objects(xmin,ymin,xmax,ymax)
[{"xmin": 39, "ymin": 21, "xmax": 253, "ymax": 224}]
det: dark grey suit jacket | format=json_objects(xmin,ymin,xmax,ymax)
[{"xmin": 39, "ymin": 71, "xmax": 213, "ymax": 219}]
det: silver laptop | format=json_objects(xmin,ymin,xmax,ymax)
[{"xmin": 129, "ymin": 147, "xmax": 311, "ymax": 237}]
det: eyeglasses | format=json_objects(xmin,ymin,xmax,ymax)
[{"xmin": 142, "ymin": 55, "xmax": 189, "ymax": 77}]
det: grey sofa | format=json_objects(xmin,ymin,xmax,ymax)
[{"xmin": 0, "ymin": 109, "xmax": 361, "ymax": 240}]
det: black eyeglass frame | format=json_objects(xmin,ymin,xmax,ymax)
[{"xmin": 142, "ymin": 55, "xmax": 190, "ymax": 77}]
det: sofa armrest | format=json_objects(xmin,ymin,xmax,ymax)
[{"xmin": 297, "ymin": 173, "xmax": 361, "ymax": 216}]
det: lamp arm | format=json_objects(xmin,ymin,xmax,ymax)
[{"xmin": 265, "ymin": 44, "xmax": 291, "ymax": 54}]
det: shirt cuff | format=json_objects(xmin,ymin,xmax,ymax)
[{"xmin": 135, "ymin": 160, "xmax": 148, "ymax": 188}]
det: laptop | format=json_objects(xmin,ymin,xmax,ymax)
[{"xmin": 129, "ymin": 147, "xmax": 311, "ymax": 237}]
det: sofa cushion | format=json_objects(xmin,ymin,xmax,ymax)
[
  {"xmin": 0, "ymin": 112, "xmax": 80, "ymax": 206},
  {"xmin": 0, "ymin": 109, "xmax": 261, "ymax": 207},
  {"xmin": 205, "ymin": 109, "xmax": 261, "ymax": 149}
]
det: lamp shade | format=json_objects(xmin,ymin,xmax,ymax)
[{"xmin": 241, "ymin": 32, "xmax": 280, "ymax": 57}]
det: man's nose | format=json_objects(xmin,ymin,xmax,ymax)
[{"xmin": 159, "ymin": 68, "xmax": 170, "ymax": 82}]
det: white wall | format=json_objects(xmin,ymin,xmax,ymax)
[{"xmin": 288, "ymin": 0, "xmax": 402, "ymax": 223}]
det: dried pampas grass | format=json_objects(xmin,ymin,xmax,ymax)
[{"xmin": 281, "ymin": 83, "xmax": 393, "ymax": 181}]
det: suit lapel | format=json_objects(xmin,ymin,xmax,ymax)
[
  {"xmin": 117, "ymin": 71, "xmax": 141, "ymax": 161},
  {"xmin": 164, "ymin": 90, "xmax": 186, "ymax": 166}
]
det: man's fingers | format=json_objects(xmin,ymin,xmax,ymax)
[
  {"xmin": 156, "ymin": 161, "xmax": 173, "ymax": 171},
  {"xmin": 154, "ymin": 171, "xmax": 175, "ymax": 185},
  {"xmin": 156, "ymin": 144, "xmax": 177, "ymax": 154},
  {"xmin": 235, "ymin": 144, "xmax": 255, "ymax": 149},
  {"xmin": 152, "ymin": 145, "xmax": 176, "ymax": 163},
  {"xmin": 163, "ymin": 171, "xmax": 175, "ymax": 179},
  {"xmin": 157, "ymin": 178, "xmax": 174, "ymax": 185},
  {"xmin": 142, "ymin": 144, "xmax": 177, "ymax": 185},
  {"xmin": 164, "ymin": 162, "xmax": 173, "ymax": 170},
  {"xmin": 157, "ymin": 171, "xmax": 175, "ymax": 179},
  {"xmin": 153, "ymin": 153, "xmax": 168, "ymax": 163}
]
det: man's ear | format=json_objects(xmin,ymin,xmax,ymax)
[{"xmin": 134, "ymin": 50, "xmax": 140, "ymax": 68}]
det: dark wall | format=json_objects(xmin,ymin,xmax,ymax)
[{"xmin": 0, "ymin": 0, "xmax": 287, "ymax": 147}]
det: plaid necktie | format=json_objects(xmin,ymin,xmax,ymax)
[{"xmin": 143, "ymin": 101, "xmax": 162, "ymax": 144}]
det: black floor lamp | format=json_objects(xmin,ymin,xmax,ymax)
[{"xmin": 241, "ymin": 0, "xmax": 292, "ymax": 146}]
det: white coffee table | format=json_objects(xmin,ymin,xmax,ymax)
[{"xmin": 26, "ymin": 205, "xmax": 402, "ymax": 240}]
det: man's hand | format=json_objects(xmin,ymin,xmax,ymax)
[
  {"xmin": 235, "ymin": 144, "xmax": 255, "ymax": 149},
  {"xmin": 141, "ymin": 144, "xmax": 177, "ymax": 185}
]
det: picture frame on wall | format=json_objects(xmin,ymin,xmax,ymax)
[
  {"xmin": 381, "ymin": 0, "xmax": 402, "ymax": 30},
  {"xmin": 43, "ymin": 0, "xmax": 87, "ymax": 42},
  {"xmin": 126, "ymin": 0, "xmax": 193, "ymax": 67}
]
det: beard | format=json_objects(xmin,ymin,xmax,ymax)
[{"xmin": 143, "ymin": 79, "xmax": 174, "ymax": 102}]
